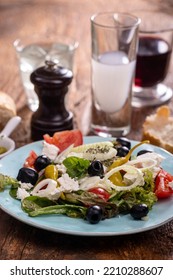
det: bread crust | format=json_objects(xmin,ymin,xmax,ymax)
[
  {"xmin": 142, "ymin": 106, "xmax": 173, "ymax": 153},
  {"xmin": 0, "ymin": 91, "xmax": 16, "ymax": 129}
]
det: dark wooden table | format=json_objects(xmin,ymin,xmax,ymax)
[{"xmin": 1, "ymin": 0, "xmax": 173, "ymax": 260}]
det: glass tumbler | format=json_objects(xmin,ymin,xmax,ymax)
[
  {"xmin": 91, "ymin": 12, "xmax": 140, "ymax": 137},
  {"xmin": 14, "ymin": 35, "xmax": 78, "ymax": 112},
  {"xmin": 132, "ymin": 11, "xmax": 173, "ymax": 108}
]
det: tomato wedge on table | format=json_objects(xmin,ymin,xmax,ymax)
[
  {"xmin": 155, "ymin": 169, "xmax": 173, "ymax": 199},
  {"xmin": 43, "ymin": 130, "xmax": 83, "ymax": 152}
]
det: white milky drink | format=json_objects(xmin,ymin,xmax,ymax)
[{"xmin": 92, "ymin": 51, "xmax": 136, "ymax": 113}]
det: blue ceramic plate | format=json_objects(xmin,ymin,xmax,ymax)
[{"xmin": 0, "ymin": 136, "xmax": 173, "ymax": 236}]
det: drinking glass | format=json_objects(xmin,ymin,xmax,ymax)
[
  {"xmin": 14, "ymin": 35, "xmax": 78, "ymax": 112},
  {"xmin": 91, "ymin": 12, "xmax": 140, "ymax": 137},
  {"xmin": 132, "ymin": 11, "xmax": 173, "ymax": 108}
]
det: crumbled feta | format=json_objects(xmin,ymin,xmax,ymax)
[
  {"xmin": 151, "ymin": 166, "xmax": 161, "ymax": 179},
  {"xmin": 57, "ymin": 173, "xmax": 79, "ymax": 192},
  {"xmin": 56, "ymin": 163, "xmax": 67, "ymax": 174},
  {"xmin": 42, "ymin": 141, "xmax": 59, "ymax": 161},
  {"xmin": 17, "ymin": 188, "xmax": 30, "ymax": 200},
  {"xmin": 79, "ymin": 176, "xmax": 101, "ymax": 190},
  {"xmin": 128, "ymin": 152, "xmax": 164, "ymax": 179},
  {"xmin": 137, "ymin": 152, "xmax": 165, "ymax": 166},
  {"xmin": 19, "ymin": 181, "xmax": 33, "ymax": 190},
  {"xmin": 124, "ymin": 172, "xmax": 144, "ymax": 186}
]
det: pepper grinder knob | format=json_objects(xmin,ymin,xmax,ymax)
[{"xmin": 30, "ymin": 60, "xmax": 73, "ymax": 141}]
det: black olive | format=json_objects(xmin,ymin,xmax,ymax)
[
  {"xmin": 130, "ymin": 204, "xmax": 149, "ymax": 220},
  {"xmin": 88, "ymin": 160, "xmax": 104, "ymax": 177},
  {"xmin": 34, "ymin": 155, "xmax": 51, "ymax": 172},
  {"xmin": 86, "ymin": 205, "xmax": 103, "ymax": 224},
  {"xmin": 117, "ymin": 146, "xmax": 129, "ymax": 157},
  {"xmin": 116, "ymin": 137, "xmax": 131, "ymax": 150},
  {"xmin": 17, "ymin": 167, "xmax": 38, "ymax": 185},
  {"xmin": 137, "ymin": 149, "xmax": 152, "ymax": 156}
]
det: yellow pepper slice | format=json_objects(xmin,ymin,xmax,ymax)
[
  {"xmin": 109, "ymin": 140, "xmax": 150, "ymax": 170},
  {"xmin": 44, "ymin": 164, "xmax": 58, "ymax": 180},
  {"xmin": 109, "ymin": 171, "xmax": 125, "ymax": 186}
]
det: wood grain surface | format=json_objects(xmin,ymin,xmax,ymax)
[{"xmin": 0, "ymin": 0, "xmax": 173, "ymax": 260}]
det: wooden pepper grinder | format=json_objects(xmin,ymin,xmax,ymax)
[{"xmin": 30, "ymin": 60, "xmax": 73, "ymax": 141}]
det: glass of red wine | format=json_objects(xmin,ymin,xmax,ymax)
[{"xmin": 132, "ymin": 11, "xmax": 173, "ymax": 107}]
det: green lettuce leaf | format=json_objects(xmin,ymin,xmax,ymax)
[
  {"xmin": 63, "ymin": 156, "xmax": 90, "ymax": 179},
  {"xmin": 28, "ymin": 204, "xmax": 87, "ymax": 218},
  {"xmin": 109, "ymin": 187, "xmax": 157, "ymax": 213},
  {"xmin": 0, "ymin": 173, "xmax": 19, "ymax": 192},
  {"xmin": 22, "ymin": 196, "xmax": 56, "ymax": 213},
  {"xmin": 62, "ymin": 191, "xmax": 118, "ymax": 219}
]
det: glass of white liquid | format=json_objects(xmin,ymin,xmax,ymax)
[
  {"xmin": 91, "ymin": 12, "xmax": 140, "ymax": 137},
  {"xmin": 14, "ymin": 35, "xmax": 78, "ymax": 112}
]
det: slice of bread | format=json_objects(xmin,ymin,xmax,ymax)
[
  {"xmin": 0, "ymin": 91, "xmax": 16, "ymax": 130},
  {"xmin": 142, "ymin": 105, "xmax": 173, "ymax": 153}
]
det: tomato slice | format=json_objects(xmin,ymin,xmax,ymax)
[
  {"xmin": 155, "ymin": 169, "xmax": 173, "ymax": 199},
  {"xmin": 88, "ymin": 187, "xmax": 110, "ymax": 201},
  {"xmin": 43, "ymin": 130, "xmax": 83, "ymax": 152},
  {"xmin": 43, "ymin": 134, "xmax": 53, "ymax": 145},
  {"xmin": 23, "ymin": 150, "xmax": 38, "ymax": 168}
]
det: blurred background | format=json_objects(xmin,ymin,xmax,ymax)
[{"xmin": 0, "ymin": 0, "xmax": 173, "ymax": 142}]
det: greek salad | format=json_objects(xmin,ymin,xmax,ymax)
[{"xmin": 1, "ymin": 130, "xmax": 173, "ymax": 224}]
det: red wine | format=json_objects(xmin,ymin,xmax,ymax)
[{"xmin": 135, "ymin": 37, "xmax": 171, "ymax": 88}]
